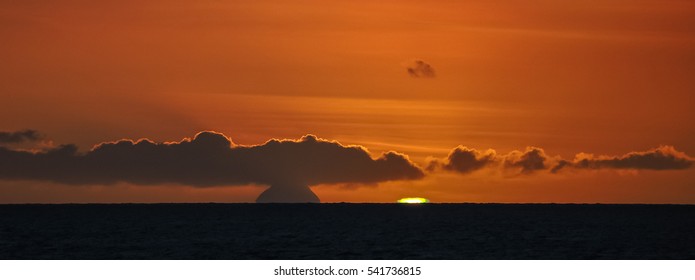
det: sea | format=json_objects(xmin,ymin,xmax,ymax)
[{"xmin": 1, "ymin": 203, "xmax": 693, "ymax": 259}]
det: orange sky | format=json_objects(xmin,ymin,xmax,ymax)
[{"xmin": 1, "ymin": 0, "xmax": 694, "ymax": 203}]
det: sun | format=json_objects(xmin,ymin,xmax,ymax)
[{"xmin": 397, "ymin": 197, "xmax": 430, "ymax": 204}]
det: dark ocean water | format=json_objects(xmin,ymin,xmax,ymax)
[{"xmin": 0, "ymin": 203, "xmax": 693, "ymax": 259}]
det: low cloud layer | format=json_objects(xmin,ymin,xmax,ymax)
[
  {"xmin": 0, "ymin": 130, "xmax": 43, "ymax": 144},
  {"xmin": 431, "ymin": 145, "xmax": 693, "ymax": 175},
  {"xmin": 0, "ymin": 132, "xmax": 425, "ymax": 188},
  {"xmin": 551, "ymin": 146, "xmax": 693, "ymax": 173},
  {"xmin": 405, "ymin": 60, "xmax": 435, "ymax": 78},
  {"xmin": 1, "ymin": 130, "xmax": 690, "ymax": 197}
]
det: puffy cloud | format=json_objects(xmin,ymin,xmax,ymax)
[
  {"xmin": 503, "ymin": 147, "xmax": 549, "ymax": 174},
  {"xmin": 0, "ymin": 132, "xmax": 425, "ymax": 186},
  {"xmin": 0, "ymin": 132, "xmax": 425, "ymax": 203},
  {"xmin": 429, "ymin": 146, "xmax": 549, "ymax": 175},
  {"xmin": 405, "ymin": 60, "xmax": 436, "ymax": 78},
  {"xmin": 551, "ymin": 146, "xmax": 693, "ymax": 173},
  {"xmin": 0, "ymin": 130, "xmax": 43, "ymax": 144},
  {"xmin": 428, "ymin": 146, "xmax": 496, "ymax": 173}
]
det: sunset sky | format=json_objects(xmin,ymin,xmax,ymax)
[{"xmin": 1, "ymin": 0, "xmax": 694, "ymax": 203}]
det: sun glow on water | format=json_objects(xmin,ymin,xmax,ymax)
[{"xmin": 397, "ymin": 197, "xmax": 429, "ymax": 204}]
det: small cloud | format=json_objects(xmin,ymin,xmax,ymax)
[{"xmin": 405, "ymin": 60, "xmax": 436, "ymax": 78}]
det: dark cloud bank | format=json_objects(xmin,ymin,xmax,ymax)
[
  {"xmin": 1, "ymin": 129, "xmax": 692, "ymax": 202},
  {"xmin": 431, "ymin": 145, "xmax": 693, "ymax": 175},
  {"xmin": 0, "ymin": 131, "xmax": 424, "ymax": 203}
]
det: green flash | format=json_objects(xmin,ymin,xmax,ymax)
[{"xmin": 397, "ymin": 197, "xmax": 430, "ymax": 204}]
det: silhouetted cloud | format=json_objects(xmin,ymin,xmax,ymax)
[
  {"xmin": 550, "ymin": 146, "xmax": 693, "ymax": 173},
  {"xmin": 406, "ymin": 60, "xmax": 435, "ymax": 78},
  {"xmin": 0, "ymin": 130, "xmax": 43, "ymax": 144},
  {"xmin": 429, "ymin": 146, "xmax": 549, "ymax": 175},
  {"xmin": 428, "ymin": 146, "xmax": 496, "ymax": 173},
  {"xmin": 503, "ymin": 147, "xmax": 548, "ymax": 174},
  {"xmin": 432, "ymin": 145, "xmax": 693, "ymax": 176},
  {"xmin": 0, "ymin": 132, "xmax": 425, "ymax": 202}
]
